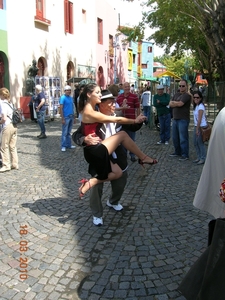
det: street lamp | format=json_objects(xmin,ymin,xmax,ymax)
[
  {"xmin": 113, "ymin": 36, "xmax": 120, "ymax": 84},
  {"xmin": 122, "ymin": 41, "xmax": 127, "ymax": 51}
]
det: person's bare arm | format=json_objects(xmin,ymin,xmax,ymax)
[
  {"xmin": 84, "ymin": 110, "xmax": 146, "ymax": 124},
  {"xmin": 169, "ymin": 100, "xmax": 184, "ymax": 108}
]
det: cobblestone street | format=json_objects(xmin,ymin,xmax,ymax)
[{"xmin": 0, "ymin": 118, "xmax": 212, "ymax": 300}]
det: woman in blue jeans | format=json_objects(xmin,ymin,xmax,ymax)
[{"xmin": 192, "ymin": 91, "xmax": 207, "ymax": 165}]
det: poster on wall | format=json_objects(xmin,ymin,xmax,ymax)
[{"xmin": 78, "ymin": 65, "xmax": 96, "ymax": 80}]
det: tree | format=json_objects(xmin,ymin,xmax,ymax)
[{"xmin": 138, "ymin": 0, "xmax": 225, "ymax": 81}]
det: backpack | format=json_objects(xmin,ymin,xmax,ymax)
[{"xmin": 6, "ymin": 102, "xmax": 23, "ymax": 125}]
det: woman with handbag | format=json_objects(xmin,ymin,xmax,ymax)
[{"xmin": 192, "ymin": 90, "xmax": 207, "ymax": 165}]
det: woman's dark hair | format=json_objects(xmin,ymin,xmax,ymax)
[
  {"xmin": 193, "ymin": 90, "xmax": 203, "ymax": 110},
  {"xmin": 78, "ymin": 83, "xmax": 98, "ymax": 112}
]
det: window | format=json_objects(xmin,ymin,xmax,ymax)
[
  {"xmin": 64, "ymin": 0, "xmax": 73, "ymax": 34},
  {"xmin": 67, "ymin": 61, "xmax": 74, "ymax": 81},
  {"xmin": 35, "ymin": 0, "xmax": 51, "ymax": 25},
  {"xmin": 147, "ymin": 46, "xmax": 152, "ymax": 53},
  {"xmin": 97, "ymin": 18, "xmax": 103, "ymax": 44},
  {"xmin": 82, "ymin": 9, "xmax": 86, "ymax": 23},
  {"xmin": 0, "ymin": 0, "xmax": 3, "ymax": 9}
]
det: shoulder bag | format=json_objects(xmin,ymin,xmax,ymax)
[{"xmin": 200, "ymin": 122, "xmax": 212, "ymax": 142}]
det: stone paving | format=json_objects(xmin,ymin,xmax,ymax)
[{"xmin": 0, "ymin": 118, "xmax": 212, "ymax": 300}]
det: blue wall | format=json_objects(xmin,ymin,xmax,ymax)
[{"xmin": 141, "ymin": 41, "xmax": 154, "ymax": 78}]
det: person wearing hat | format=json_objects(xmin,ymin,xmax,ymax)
[
  {"xmin": 77, "ymin": 83, "xmax": 157, "ymax": 199},
  {"xmin": 60, "ymin": 85, "xmax": 76, "ymax": 152},
  {"xmin": 153, "ymin": 84, "xmax": 171, "ymax": 145},
  {"xmin": 34, "ymin": 84, "xmax": 47, "ymax": 139},
  {"xmin": 73, "ymin": 89, "xmax": 144, "ymax": 226}
]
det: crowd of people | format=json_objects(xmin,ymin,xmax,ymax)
[
  {"xmin": 2, "ymin": 79, "xmax": 225, "ymax": 295},
  {"xmin": 0, "ymin": 80, "xmax": 215, "ymax": 226},
  {"xmin": 71, "ymin": 79, "xmax": 209, "ymax": 226}
]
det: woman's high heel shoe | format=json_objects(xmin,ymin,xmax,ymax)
[
  {"xmin": 78, "ymin": 179, "xmax": 91, "ymax": 199},
  {"xmin": 138, "ymin": 156, "xmax": 158, "ymax": 168}
]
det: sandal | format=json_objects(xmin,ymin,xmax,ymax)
[
  {"xmin": 138, "ymin": 156, "xmax": 158, "ymax": 168},
  {"xmin": 78, "ymin": 179, "xmax": 91, "ymax": 199}
]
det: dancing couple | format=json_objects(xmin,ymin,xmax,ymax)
[{"xmin": 78, "ymin": 84, "xmax": 158, "ymax": 198}]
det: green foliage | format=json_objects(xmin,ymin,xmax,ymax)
[
  {"xmin": 154, "ymin": 54, "xmax": 197, "ymax": 79},
  {"xmin": 138, "ymin": 0, "xmax": 225, "ymax": 81},
  {"xmin": 118, "ymin": 25, "xmax": 144, "ymax": 42}
]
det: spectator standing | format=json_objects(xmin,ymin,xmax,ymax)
[
  {"xmin": 108, "ymin": 84, "xmax": 130, "ymax": 117},
  {"xmin": 141, "ymin": 86, "xmax": 152, "ymax": 125},
  {"xmin": 34, "ymin": 85, "xmax": 47, "ymax": 139},
  {"xmin": 60, "ymin": 85, "xmax": 76, "ymax": 152},
  {"xmin": 153, "ymin": 85, "xmax": 171, "ymax": 145},
  {"xmin": 73, "ymin": 83, "xmax": 80, "ymax": 118},
  {"xmin": 118, "ymin": 83, "xmax": 124, "ymax": 95},
  {"xmin": 117, "ymin": 82, "xmax": 140, "ymax": 162},
  {"xmin": 192, "ymin": 90, "xmax": 207, "ymax": 165},
  {"xmin": 0, "ymin": 88, "xmax": 18, "ymax": 172},
  {"xmin": 169, "ymin": 80, "xmax": 191, "ymax": 160}
]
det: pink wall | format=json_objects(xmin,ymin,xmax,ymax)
[{"xmin": 95, "ymin": 0, "xmax": 128, "ymax": 88}]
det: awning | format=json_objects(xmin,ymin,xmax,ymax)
[
  {"xmin": 196, "ymin": 79, "xmax": 208, "ymax": 85},
  {"xmin": 157, "ymin": 71, "xmax": 181, "ymax": 80},
  {"xmin": 138, "ymin": 76, "xmax": 158, "ymax": 82}
]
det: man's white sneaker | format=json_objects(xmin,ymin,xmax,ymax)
[
  {"xmin": 106, "ymin": 200, "xmax": 123, "ymax": 211},
  {"xmin": 61, "ymin": 147, "xmax": 66, "ymax": 152},
  {"xmin": 69, "ymin": 145, "xmax": 76, "ymax": 149},
  {"xmin": 93, "ymin": 216, "xmax": 103, "ymax": 226}
]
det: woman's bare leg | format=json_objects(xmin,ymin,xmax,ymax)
[
  {"xmin": 102, "ymin": 131, "xmax": 156, "ymax": 163},
  {"xmin": 80, "ymin": 162, "xmax": 123, "ymax": 195}
]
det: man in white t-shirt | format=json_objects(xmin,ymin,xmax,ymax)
[{"xmin": 141, "ymin": 86, "xmax": 151, "ymax": 125}]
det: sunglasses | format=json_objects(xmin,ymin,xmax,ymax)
[
  {"xmin": 65, "ymin": 90, "xmax": 71, "ymax": 91},
  {"xmin": 193, "ymin": 96, "xmax": 200, "ymax": 99},
  {"xmin": 179, "ymin": 85, "xmax": 185, "ymax": 87}
]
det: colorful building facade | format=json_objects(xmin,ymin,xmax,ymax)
[{"xmin": 0, "ymin": 0, "xmax": 130, "ymax": 109}]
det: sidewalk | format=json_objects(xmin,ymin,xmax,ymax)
[{"xmin": 0, "ymin": 119, "xmax": 212, "ymax": 300}]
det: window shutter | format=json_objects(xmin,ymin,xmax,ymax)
[
  {"xmin": 64, "ymin": 0, "xmax": 69, "ymax": 33},
  {"xmin": 36, "ymin": 0, "xmax": 43, "ymax": 18},
  {"xmin": 69, "ymin": 2, "xmax": 73, "ymax": 34}
]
